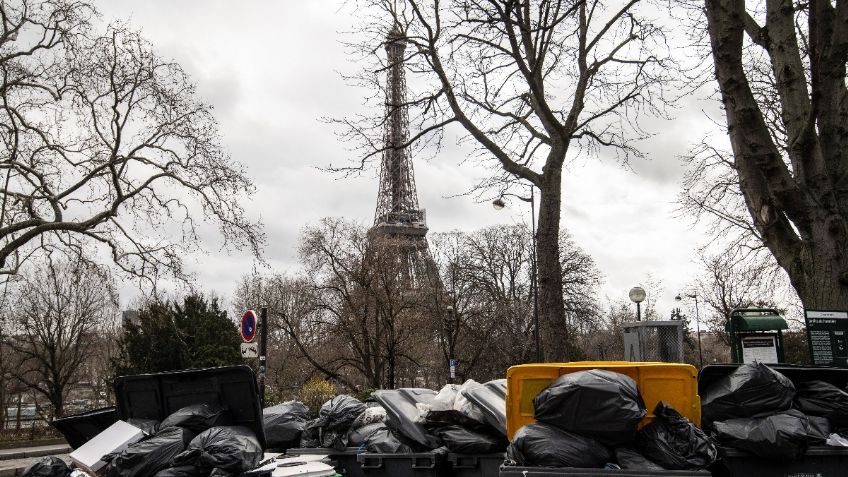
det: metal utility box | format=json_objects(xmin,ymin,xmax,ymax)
[
  {"xmin": 623, "ymin": 320, "xmax": 685, "ymax": 363},
  {"xmin": 726, "ymin": 308, "xmax": 788, "ymax": 364}
]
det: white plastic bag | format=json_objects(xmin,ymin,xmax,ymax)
[{"xmin": 455, "ymin": 380, "xmax": 486, "ymax": 423}]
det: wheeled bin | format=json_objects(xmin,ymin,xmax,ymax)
[{"xmin": 356, "ymin": 451, "xmax": 450, "ymax": 477}]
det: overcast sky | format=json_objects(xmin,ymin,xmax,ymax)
[{"xmin": 97, "ymin": 1, "xmax": 722, "ymax": 318}]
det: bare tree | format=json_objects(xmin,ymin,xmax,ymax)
[
  {"xmin": 700, "ymin": 1, "xmax": 848, "ymax": 310},
  {"xmin": 338, "ymin": 0, "xmax": 676, "ymax": 359},
  {"xmin": 2, "ymin": 256, "xmax": 117, "ymax": 418},
  {"xmin": 0, "ymin": 1, "xmax": 263, "ymax": 283}
]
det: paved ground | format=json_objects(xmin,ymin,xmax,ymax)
[{"xmin": 0, "ymin": 444, "xmax": 71, "ymax": 477}]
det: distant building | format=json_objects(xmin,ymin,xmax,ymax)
[{"xmin": 122, "ymin": 310, "xmax": 139, "ymax": 328}]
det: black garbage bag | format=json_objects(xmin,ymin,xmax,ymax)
[
  {"xmin": 635, "ymin": 402, "xmax": 716, "ymax": 470},
  {"xmin": 349, "ymin": 422, "xmax": 385, "ymax": 447},
  {"xmin": 806, "ymin": 415, "xmax": 831, "ymax": 443},
  {"xmin": 174, "ymin": 426, "xmax": 263, "ymax": 474},
  {"xmin": 20, "ymin": 456, "xmax": 71, "ymax": 477},
  {"xmin": 105, "ymin": 427, "xmax": 194, "ymax": 477},
  {"xmin": 506, "ymin": 422, "xmax": 613, "ymax": 468},
  {"xmin": 152, "ymin": 466, "xmax": 204, "ymax": 477},
  {"xmin": 701, "ymin": 363, "xmax": 795, "ymax": 426},
  {"xmin": 533, "ymin": 369, "xmax": 646, "ymax": 446},
  {"xmin": 795, "ymin": 380, "xmax": 848, "ymax": 427},
  {"xmin": 422, "ymin": 410, "xmax": 506, "ymax": 454},
  {"xmin": 127, "ymin": 419, "xmax": 161, "ymax": 436},
  {"xmin": 306, "ymin": 395, "xmax": 366, "ymax": 449},
  {"xmin": 712, "ymin": 409, "xmax": 811, "ymax": 461},
  {"xmin": 430, "ymin": 425, "xmax": 507, "ymax": 453},
  {"xmin": 160, "ymin": 403, "xmax": 232, "ymax": 433},
  {"xmin": 263, "ymin": 401, "xmax": 309, "ymax": 450},
  {"xmin": 614, "ymin": 448, "xmax": 665, "ymax": 471},
  {"xmin": 299, "ymin": 419, "xmax": 320, "ymax": 448}
]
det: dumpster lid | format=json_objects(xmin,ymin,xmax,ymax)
[
  {"xmin": 461, "ymin": 379, "xmax": 506, "ymax": 436},
  {"xmin": 113, "ymin": 365, "xmax": 266, "ymax": 449},
  {"xmin": 726, "ymin": 308, "xmax": 788, "ymax": 332},
  {"xmin": 698, "ymin": 363, "xmax": 848, "ymax": 396},
  {"xmin": 370, "ymin": 388, "xmax": 440, "ymax": 449}
]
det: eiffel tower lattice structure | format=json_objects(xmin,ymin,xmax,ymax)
[{"xmin": 369, "ymin": 26, "xmax": 437, "ymax": 289}]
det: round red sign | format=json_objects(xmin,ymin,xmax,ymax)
[{"xmin": 241, "ymin": 310, "xmax": 257, "ymax": 342}]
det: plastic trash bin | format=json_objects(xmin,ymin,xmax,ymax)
[
  {"xmin": 51, "ymin": 407, "xmax": 118, "ymax": 449},
  {"xmin": 498, "ymin": 466, "xmax": 712, "ymax": 476},
  {"xmin": 506, "ymin": 362, "xmax": 700, "ymax": 439},
  {"xmin": 449, "ymin": 453, "xmax": 504, "ymax": 477},
  {"xmin": 356, "ymin": 452, "xmax": 450, "ymax": 477},
  {"xmin": 700, "ymin": 363, "xmax": 848, "ymax": 476},
  {"xmin": 286, "ymin": 447, "xmax": 364, "ymax": 477},
  {"xmin": 711, "ymin": 446, "xmax": 848, "ymax": 477}
]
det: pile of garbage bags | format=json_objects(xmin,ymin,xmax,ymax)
[
  {"xmin": 291, "ymin": 379, "xmax": 508, "ymax": 456},
  {"xmin": 506, "ymin": 369, "xmax": 717, "ymax": 471},
  {"xmin": 702, "ymin": 362, "xmax": 848, "ymax": 461}
]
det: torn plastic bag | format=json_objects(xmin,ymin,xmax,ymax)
[
  {"xmin": 806, "ymin": 415, "xmax": 831, "ymax": 443},
  {"xmin": 151, "ymin": 466, "xmax": 204, "ymax": 477},
  {"xmin": 105, "ymin": 427, "xmax": 194, "ymax": 477},
  {"xmin": 506, "ymin": 422, "xmax": 613, "ymax": 468},
  {"xmin": 454, "ymin": 380, "xmax": 486, "ymax": 423},
  {"xmin": 299, "ymin": 419, "xmax": 320, "ymax": 448},
  {"xmin": 173, "ymin": 425, "xmax": 263, "ymax": 474},
  {"xmin": 533, "ymin": 369, "xmax": 646, "ymax": 446},
  {"xmin": 350, "ymin": 406, "xmax": 386, "ymax": 430},
  {"xmin": 826, "ymin": 433, "xmax": 848, "ymax": 447},
  {"xmin": 160, "ymin": 403, "xmax": 232, "ymax": 433},
  {"xmin": 712, "ymin": 409, "xmax": 811, "ymax": 461},
  {"xmin": 701, "ymin": 362, "xmax": 795, "ymax": 426},
  {"xmin": 461, "ymin": 378, "xmax": 507, "ymax": 436},
  {"xmin": 795, "ymin": 380, "xmax": 848, "ymax": 427},
  {"xmin": 263, "ymin": 401, "xmax": 309, "ymax": 450},
  {"xmin": 371, "ymin": 388, "xmax": 441, "ymax": 449},
  {"xmin": 348, "ymin": 422, "xmax": 412, "ymax": 453},
  {"xmin": 614, "ymin": 448, "xmax": 665, "ymax": 471},
  {"xmin": 21, "ymin": 456, "xmax": 72, "ymax": 477},
  {"xmin": 635, "ymin": 402, "xmax": 716, "ymax": 470},
  {"xmin": 126, "ymin": 419, "xmax": 160, "ymax": 436}
]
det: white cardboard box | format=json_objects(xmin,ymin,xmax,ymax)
[{"xmin": 69, "ymin": 420, "xmax": 144, "ymax": 475}]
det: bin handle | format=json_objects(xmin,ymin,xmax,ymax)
[
  {"xmin": 411, "ymin": 456, "xmax": 435, "ymax": 469},
  {"xmin": 359, "ymin": 456, "xmax": 383, "ymax": 469},
  {"xmin": 453, "ymin": 456, "xmax": 478, "ymax": 469}
]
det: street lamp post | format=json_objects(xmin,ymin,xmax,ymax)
[
  {"xmin": 676, "ymin": 293, "xmax": 704, "ymax": 368},
  {"xmin": 629, "ymin": 286, "xmax": 646, "ymax": 321},
  {"xmin": 445, "ymin": 304, "xmax": 457, "ymax": 384},
  {"xmin": 493, "ymin": 185, "xmax": 542, "ymax": 362}
]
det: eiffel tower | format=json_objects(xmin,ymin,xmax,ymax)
[{"xmin": 368, "ymin": 26, "xmax": 436, "ymax": 288}]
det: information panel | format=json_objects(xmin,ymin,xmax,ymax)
[
  {"xmin": 741, "ymin": 335, "xmax": 779, "ymax": 363},
  {"xmin": 806, "ymin": 310, "xmax": 848, "ymax": 366}
]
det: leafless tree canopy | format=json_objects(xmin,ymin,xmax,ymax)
[
  {"xmin": 336, "ymin": 0, "xmax": 678, "ymax": 360},
  {"xmin": 0, "ymin": 1, "xmax": 263, "ymax": 283},
  {"xmin": 1, "ymin": 256, "xmax": 117, "ymax": 418},
  {"xmin": 235, "ymin": 220, "xmax": 603, "ymax": 392},
  {"xmin": 693, "ymin": 1, "xmax": 848, "ymax": 310}
]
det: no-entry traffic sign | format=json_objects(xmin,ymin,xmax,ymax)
[{"xmin": 241, "ymin": 310, "xmax": 257, "ymax": 342}]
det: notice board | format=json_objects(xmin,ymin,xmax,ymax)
[{"xmin": 806, "ymin": 310, "xmax": 848, "ymax": 366}]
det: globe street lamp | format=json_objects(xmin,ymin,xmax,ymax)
[
  {"xmin": 629, "ymin": 286, "xmax": 646, "ymax": 321},
  {"xmin": 492, "ymin": 186, "xmax": 541, "ymax": 362},
  {"xmin": 676, "ymin": 292, "xmax": 704, "ymax": 369}
]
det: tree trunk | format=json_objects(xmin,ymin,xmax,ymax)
[
  {"xmin": 537, "ymin": 168, "xmax": 569, "ymax": 361},
  {"xmin": 706, "ymin": 0, "xmax": 848, "ymax": 312}
]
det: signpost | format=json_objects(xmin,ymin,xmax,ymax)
[
  {"xmin": 241, "ymin": 310, "xmax": 257, "ymax": 343},
  {"xmin": 806, "ymin": 310, "xmax": 848, "ymax": 367},
  {"xmin": 240, "ymin": 308, "xmax": 268, "ymax": 407},
  {"xmin": 241, "ymin": 342, "xmax": 259, "ymax": 358}
]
